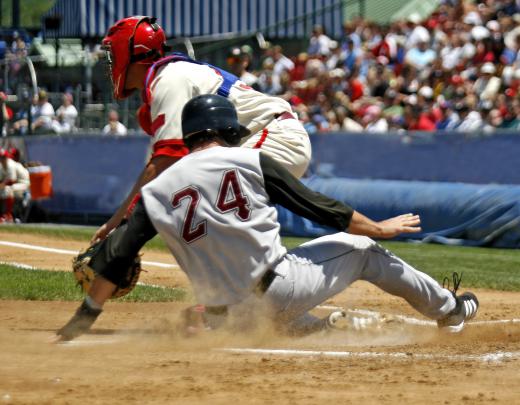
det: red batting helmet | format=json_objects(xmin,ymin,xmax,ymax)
[{"xmin": 102, "ymin": 16, "xmax": 168, "ymax": 99}]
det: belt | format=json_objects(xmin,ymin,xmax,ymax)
[
  {"xmin": 275, "ymin": 111, "xmax": 296, "ymax": 121},
  {"xmin": 254, "ymin": 269, "xmax": 277, "ymax": 296}
]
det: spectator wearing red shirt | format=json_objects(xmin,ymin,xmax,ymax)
[{"xmin": 346, "ymin": 66, "xmax": 364, "ymax": 102}]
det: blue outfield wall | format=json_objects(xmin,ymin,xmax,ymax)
[
  {"xmin": 24, "ymin": 135, "xmax": 150, "ymax": 214},
  {"xmin": 310, "ymin": 131, "xmax": 520, "ymax": 184},
  {"xmin": 21, "ymin": 132, "xmax": 520, "ymax": 247},
  {"xmin": 278, "ymin": 177, "xmax": 520, "ymax": 248}
]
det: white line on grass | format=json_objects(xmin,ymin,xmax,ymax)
[
  {"xmin": 217, "ymin": 348, "xmax": 520, "ymax": 363},
  {"xmin": 0, "ymin": 240, "xmax": 178, "ymax": 269}
]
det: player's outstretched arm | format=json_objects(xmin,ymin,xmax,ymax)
[
  {"xmin": 260, "ymin": 153, "xmax": 421, "ymax": 239},
  {"xmin": 347, "ymin": 211, "xmax": 421, "ymax": 239},
  {"xmin": 91, "ymin": 155, "xmax": 179, "ymax": 244}
]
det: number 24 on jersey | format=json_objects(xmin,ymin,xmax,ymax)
[{"xmin": 171, "ymin": 169, "xmax": 252, "ymax": 243}]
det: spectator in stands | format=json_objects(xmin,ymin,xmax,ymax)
[
  {"xmin": 342, "ymin": 37, "xmax": 361, "ymax": 74},
  {"xmin": 405, "ymin": 39, "xmax": 436, "ymax": 70},
  {"xmin": 31, "ymin": 90, "xmax": 55, "ymax": 133},
  {"xmin": 52, "ymin": 93, "xmax": 78, "ymax": 134},
  {"xmin": 226, "ymin": 47, "xmax": 260, "ymax": 91},
  {"xmin": 363, "ymin": 105, "xmax": 388, "ymax": 133},
  {"xmin": 336, "ymin": 106, "xmax": 363, "ymax": 132},
  {"xmin": 12, "ymin": 94, "xmax": 36, "ymax": 135},
  {"xmin": 47, "ymin": 1, "xmax": 520, "ymax": 134},
  {"xmin": 307, "ymin": 25, "xmax": 333, "ymax": 57},
  {"xmin": 0, "ymin": 92, "xmax": 14, "ymax": 136},
  {"xmin": 406, "ymin": 104, "xmax": 436, "ymax": 131},
  {"xmin": 499, "ymin": 99, "xmax": 520, "ymax": 129},
  {"xmin": 12, "ymin": 90, "xmax": 54, "ymax": 135},
  {"xmin": 0, "ymin": 148, "xmax": 30, "ymax": 223},
  {"xmin": 454, "ymin": 102, "xmax": 483, "ymax": 132},
  {"xmin": 103, "ymin": 110, "xmax": 127, "ymax": 136},
  {"xmin": 436, "ymin": 101, "xmax": 460, "ymax": 131},
  {"xmin": 473, "ymin": 62, "xmax": 501, "ymax": 101},
  {"xmin": 271, "ymin": 45, "xmax": 294, "ymax": 94}
]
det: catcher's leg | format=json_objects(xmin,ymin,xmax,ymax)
[
  {"xmin": 56, "ymin": 199, "xmax": 157, "ymax": 341},
  {"xmin": 56, "ymin": 298, "xmax": 103, "ymax": 341}
]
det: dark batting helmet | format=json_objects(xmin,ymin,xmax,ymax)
[{"xmin": 181, "ymin": 94, "xmax": 250, "ymax": 148}]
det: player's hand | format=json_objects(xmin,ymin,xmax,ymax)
[
  {"xmin": 91, "ymin": 221, "xmax": 117, "ymax": 244},
  {"xmin": 377, "ymin": 213, "xmax": 421, "ymax": 239}
]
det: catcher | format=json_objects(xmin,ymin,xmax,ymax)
[
  {"xmin": 93, "ymin": 16, "xmax": 311, "ymax": 244},
  {"xmin": 56, "ymin": 95, "xmax": 479, "ymax": 341}
]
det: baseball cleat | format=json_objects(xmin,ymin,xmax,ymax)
[
  {"xmin": 437, "ymin": 292, "xmax": 479, "ymax": 333},
  {"xmin": 437, "ymin": 272, "xmax": 478, "ymax": 333},
  {"xmin": 56, "ymin": 300, "xmax": 103, "ymax": 341}
]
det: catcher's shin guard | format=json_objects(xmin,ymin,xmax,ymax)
[{"xmin": 56, "ymin": 300, "xmax": 103, "ymax": 341}]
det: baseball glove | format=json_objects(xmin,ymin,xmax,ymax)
[{"xmin": 72, "ymin": 240, "xmax": 142, "ymax": 298}]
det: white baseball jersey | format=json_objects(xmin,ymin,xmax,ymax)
[
  {"xmin": 150, "ymin": 61, "xmax": 292, "ymax": 144},
  {"xmin": 141, "ymin": 146, "xmax": 286, "ymax": 306},
  {"xmin": 144, "ymin": 57, "xmax": 311, "ymax": 178}
]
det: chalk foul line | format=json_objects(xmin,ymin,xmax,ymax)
[
  {"xmin": 216, "ymin": 348, "xmax": 520, "ymax": 363},
  {"xmin": 0, "ymin": 240, "xmax": 178, "ymax": 269}
]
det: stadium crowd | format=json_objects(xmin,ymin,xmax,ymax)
[
  {"xmin": 1, "ymin": 0, "xmax": 520, "ymax": 135},
  {"xmin": 233, "ymin": 0, "xmax": 520, "ymax": 134}
]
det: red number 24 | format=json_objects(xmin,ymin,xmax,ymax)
[{"xmin": 171, "ymin": 169, "xmax": 251, "ymax": 243}]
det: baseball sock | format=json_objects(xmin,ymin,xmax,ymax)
[{"xmin": 85, "ymin": 295, "xmax": 103, "ymax": 310}]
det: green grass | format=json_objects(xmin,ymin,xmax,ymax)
[
  {"xmin": 0, "ymin": 264, "xmax": 186, "ymax": 302},
  {"xmin": 283, "ymin": 237, "xmax": 520, "ymax": 291},
  {"xmin": 378, "ymin": 241, "xmax": 520, "ymax": 291},
  {"xmin": 1, "ymin": 226, "xmax": 520, "ymax": 302}
]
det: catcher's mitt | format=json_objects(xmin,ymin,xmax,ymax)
[{"xmin": 72, "ymin": 240, "xmax": 142, "ymax": 298}]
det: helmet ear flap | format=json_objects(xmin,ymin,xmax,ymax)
[{"xmin": 222, "ymin": 127, "xmax": 241, "ymax": 146}]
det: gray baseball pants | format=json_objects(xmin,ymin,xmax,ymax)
[{"xmin": 262, "ymin": 233, "xmax": 456, "ymax": 325}]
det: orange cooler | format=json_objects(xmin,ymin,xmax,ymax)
[{"xmin": 28, "ymin": 166, "xmax": 53, "ymax": 199}]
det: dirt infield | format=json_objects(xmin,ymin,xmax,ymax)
[{"xmin": 1, "ymin": 230, "xmax": 520, "ymax": 404}]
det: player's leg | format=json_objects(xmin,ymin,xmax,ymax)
[
  {"xmin": 265, "ymin": 233, "xmax": 475, "ymax": 331},
  {"xmin": 0, "ymin": 187, "xmax": 14, "ymax": 222},
  {"xmin": 240, "ymin": 117, "xmax": 311, "ymax": 178}
]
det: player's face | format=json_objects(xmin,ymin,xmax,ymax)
[{"xmin": 101, "ymin": 45, "xmax": 116, "ymax": 91}]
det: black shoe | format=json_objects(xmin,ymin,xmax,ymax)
[
  {"xmin": 437, "ymin": 273, "xmax": 479, "ymax": 333},
  {"xmin": 56, "ymin": 300, "xmax": 102, "ymax": 341}
]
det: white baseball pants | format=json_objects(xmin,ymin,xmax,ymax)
[{"xmin": 240, "ymin": 115, "xmax": 311, "ymax": 179}]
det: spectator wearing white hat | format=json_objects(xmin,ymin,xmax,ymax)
[
  {"xmin": 473, "ymin": 62, "xmax": 501, "ymax": 101},
  {"xmin": 405, "ymin": 14, "xmax": 430, "ymax": 49}
]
